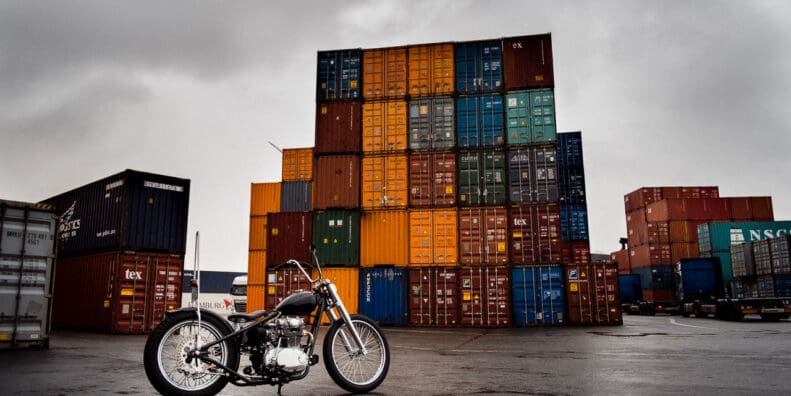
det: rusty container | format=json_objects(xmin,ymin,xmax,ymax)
[
  {"xmin": 564, "ymin": 262, "xmax": 622, "ymax": 325},
  {"xmin": 459, "ymin": 266, "xmax": 511, "ymax": 327},
  {"xmin": 281, "ymin": 148, "xmax": 313, "ymax": 181},
  {"xmin": 360, "ymin": 210, "xmax": 409, "ymax": 267},
  {"xmin": 561, "ymin": 240, "xmax": 591, "ymax": 264},
  {"xmin": 611, "ymin": 249, "xmax": 631, "ymax": 275},
  {"xmin": 363, "ymin": 47, "xmax": 407, "ymax": 100},
  {"xmin": 362, "ymin": 100, "xmax": 408, "ymax": 153},
  {"xmin": 408, "ymin": 267, "xmax": 460, "ymax": 327},
  {"xmin": 312, "ymin": 154, "xmax": 360, "ymax": 210},
  {"xmin": 458, "ymin": 207, "xmax": 509, "ymax": 265},
  {"xmin": 409, "ymin": 209, "xmax": 458, "ymax": 266},
  {"xmin": 408, "ymin": 151, "xmax": 457, "ymax": 207},
  {"xmin": 315, "ymin": 101, "xmax": 362, "ymax": 154},
  {"xmin": 361, "ymin": 154, "xmax": 409, "ymax": 209},
  {"xmin": 266, "ymin": 212, "xmax": 313, "ymax": 266},
  {"xmin": 264, "ymin": 267, "xmax": 315, "ymax": 313},
  {"xmin": 408, "ymin": 43, "xmax": 454, "ymax": 97},
  {"xmin": 509, "ymin": 204, "xmax": 561, "ymax": 265},
  {"xmin": 502, "ymin": 33, "xmax": 554, "ymax": 89}
]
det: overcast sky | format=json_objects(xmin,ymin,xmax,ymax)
[{"xmin": 2, "ymin": 1, "xmax": 789, "ymax": 272}]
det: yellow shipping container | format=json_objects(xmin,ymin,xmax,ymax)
[
  {"xmin": 249, "ymin": 215, "xmax": 267, "ymax": 250},
  {"xmin": 361, "ymin": 154, "xmax": 408, "ymax": 209},
  {"xmin": 248, "ymin": 250, "xmax": 267, "ymax": 285},
  {"xmin": 282, "ymin": 148, "xmax": 313, "ymax": 181},
  {"xmin": 247, "ymin": 284, "xmax": 266, "ymax": 313},
  {"xmin": 362, "ymin": 100, "xmax": 408, "ymax": 153},
  {"xmin": 250, "ymin": 182, "xmax": 281, "ymax": 216},
  {"xmin": 408, "ymin": 43, "xmax": 454, "ymax": 97},
  {"xmin": 363, "ymin": 47, "xmax": 407, "ymax": 100},
  {"xmin": 409, "ymin": 209, "xmax": 458, "ymax": 266},
  {"xmin": 360, "ymin": 210, "xmax": 409, "ymax": 267},
  {"xmin": 318, "ymin": 267, "xmax": 359, "ymax": 324}
]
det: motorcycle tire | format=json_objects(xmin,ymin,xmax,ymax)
[
  {"xmin": 323, "ymin": 314, "xmax": 390, "ymax": 394},
  {"xmin": 144, "ymin": 310, "xmax": 239, "ymax": 396}
]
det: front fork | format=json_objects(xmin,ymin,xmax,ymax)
[{"xmin": 323, "ymin": 282, "xmax": 368, "ymax": 356}]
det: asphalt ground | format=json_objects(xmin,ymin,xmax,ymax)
[{"xmin": 1, "ymin": 315, "xmax": 790, "ymax": 395}]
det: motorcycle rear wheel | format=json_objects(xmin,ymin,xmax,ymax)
[
  {"xmin": 323, "ymin": 314, "xmax": 390, "ymax": 393},
  {"xmin": 144, "ymin": 311, "xmax": 239, "ymax": 396}
]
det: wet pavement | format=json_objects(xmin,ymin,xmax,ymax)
[{"xmin": 2, "ymin": 315, "xmax": 791, "ymax": 395}]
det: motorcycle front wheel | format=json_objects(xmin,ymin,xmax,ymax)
[
  {"xmin": 143, "ymin": 310, "xmax": 239, "ymax": 396},
  {"xmin": 323, "ymin": 314, "xmax": 390, "ymax": 393}
]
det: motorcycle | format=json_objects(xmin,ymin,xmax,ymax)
[{"xmin": 143, "ymin": 247, "xmax": 390, "ymax": 395}]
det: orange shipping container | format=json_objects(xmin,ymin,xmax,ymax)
[
  {"xmin": 363, "ymin": 47, "xmax": 407, "ymax": 100},
  {"xmin": 282, "ymin": 148, "xmax": 313, "ymax": 181},
  {"xmin": 248, "ymin": 250, "xmax": 267, "ymax": 285},
  {"xmin": 247, "ymin": 284, "xmax": 265, "ymax": 313},
  {"xmin": 249, "ymin": 215, "xmax": 268, "ymax": 250},
  {"xmin": 250, "ymin": 182, "xmax": 281, "ymax": 216},
  {"xmin": 361, "ymin": 154, "xmax": 408, "ymax": 209},
  {"xmin": 409, "ymin": 209, "xmax": 458, "ymax": 266},
  {"xmin": 362, "ymin": 100, "xmax": 408, "ymax": 153},
  {"xmin": 408, "ymin": 43, "xmax": 454, "ymax": 97},
  {"xmin": 319, "ymin": 268, "xmax": 359, "ymax": 324},
  {"xmin": 360, "ymin": 210, "xmax": 409, "ymax": 267}
]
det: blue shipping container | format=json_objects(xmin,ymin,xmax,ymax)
[
  {"xmin": 618, "ymin": 274, "xmax": 642, "ymax": 302},
  {"xmin": 774, "ymin": 275, "xmax": 791, "ymax": 297},
  {"xmin": 280, "ymin": 182, "xmax": 312, "ymax": 212},
  {"xmin": 560, "ymin": 204, "xmax": 589, "ymax": 241},
  {"xmin": 511, "ymin": 266, "xmax": 565, "ymax": 326},
  {"xmin": 557, "ymin": 166, "xmax": 586, "ymax": 204},
  {"xmin": 317, "ymin": 49, "xmax": 361, "ymax": 101},
  {"xmin": 632, "ymin": 266, "xmax": 675, "ymax": 290},
  {"xmin": 556, "ymin": 132, "xmax": 584, "ymax": 168},
  {"xmin": 456, "ymin": 94, "xmax": 504, "ymax": 148},
  {"xmin": 454, "ymin": 40, "xmax": 503, "ymax": 94},
  {"xmin": 676, "ymin": 258, "xmax": 724, "ymax": 300},
  {"xmin": 358, "ymin": 268, "xmax": 408, "ymax": 326}
]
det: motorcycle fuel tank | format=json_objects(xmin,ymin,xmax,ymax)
[{"xmin": 276, "ymin": 291, "xmax": 318, "ymax": 316}]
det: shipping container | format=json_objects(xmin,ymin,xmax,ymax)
[
  {"xmin": 560, "ymin": 204, "xmax": 588, "ymax": 241},
  {"xmin": 53, "ymin": 251, "xmax": 182, "ymax": 334},
  {"xmin": 317, "ymin": 49, "xmax": 361, "ymax": 101},
  {"xmin": 247, "ymin": 284, "xmax": 265, "ymax": 313},
  {"xmin": 456, "ymin": 94, "xmax": 505, "ymax": 148},
  {"xmin": 408, "ymin": 43, "xmax": 454, "ymax": 97},
  {"xmin": 408, "ymin": 151, "xmax": 457, "ymax": 207},
  {"xmin": 408, "ymin": 97, "xmax": 455, "ymax": 150},
  {"xmin": 631, "ymin": 266, "xmax": 674, "ymax": 290},
  {"xmin": 642, "ymin": 288, "xmax": 675, "ymax": 303},
  {"xmin": 408, "ymin": 267, "xmax": 459, "ymax": 326},
  {"xmin": 557, "ymin": 166, "xmax": 586, "ymax": 204},
  {"xmin": 676, "ymin": 258, "xmax": 724, "ymax": 300},
  {"xmin": 248, "ymin": 215, "xmax": 268, "ymax": 251},
  {"xmin": 509, "ymin": 204, "xmax": 561, "ymax": 264},
  {"xmin": 360, "ymin": 210, "xmax": 409, "ymax": 267},
  {"xmin": 624, "ymin": 186, "xmax": 720, "ymax": 213},
  {"xmin": 507, "ymin": 145, "xmax": 558, "ymax": 204},
  {"xmin": 454, "ymin": 40, "xmax": 503, "ymax": 94},
  {"xmin": 318, "ymin": 268, "xmax": 359, "ymax": 324},
  {"xmin": 630, "ymin": 243, "xmax": 672, "ymax": 267},
  {"xmin": 611, "ymin": 249, "xmax": 631, "ymax": 275},
  {"xmin": 281, "ymin": 148, "xmax": 313, "ymax": 182},
  {"xmin": 0, "ymin": 200, "xmax": 57, "ymax": 348},
  {"xmin": 458, "ymin": 150, "xmax": 507, "ymax": 206},
  {"xmin": 459, "ymin": 267, "xmax": 511, "ymax": 326},
  {"xmin": 668, "ymin": 220, "xmax": 706, "ymax": 243},
  {"xmin": 312, "ymin": 155, "xmax": 360, "ymax": 210},
  {"xmin": 458, "ymin": 207, "xmax": 509, "ymax": 265},
  {"xmin": 557, "ymin": 131, "xmax": 584, "ymax": 168},
  {"xmin": 561, "ymin": 241, "xmax": 591, "ymax": 264},
  {"xmin": 770, "ymin": 235, "xmax": 791, "ymax": 275},
  {"xmin": 280, "ymin": 182, "xmax": 312, "ymax": 212},
  {"xmin": 266, "ymin": 212, "xmax": 313, "ymax": 265},
  {"xmin": 511, "ymin": 265, "xmax": 565, "ymax": 326},
  {"xmin": 315, "ymin": 101, "xmax": 362, "ymax": 154},
  {"xmin": 618, "ymin": 274, "xmax": 642, "ymax": 302},
  {"xmin": 408, "ymin": 209, "xmax": 458, "ymax": 266},
  {"xmin": 564, "ymin": 263, "xmax": 622, "ymax": 325},
  {"xmin": 44, "ymin": 169, "xmax": 190, "ymax": 257},
  {"xmin": 250, "ymin": 182, "xmax": 281, "ymax": 216},
  {"xmin": 263, "ymin": 267, "xmax": 314, "ymax": 313},
  {"xmin": 362, "ymin": 47, "xmax": 407, "ymax": 100},
  {"xmin": 359, "ymin": 268, "xmax": 408, "ymax": 326},
  {"xmin": 312, "ymin": 210, "xmax": 360, "ymax": 267},
  {"xmin": 645, "ymin": 198, "xmax": 731, "ymax": 222},
  {"xmin": 697, "ymin": 221, "xmax": 791, "ymax": 281},
  {"xmin": 248, "ymin": 250, "xmax": 267, "ymax": 285},
  {"xmin": 505, "ymin": 89, "xmax": 556, "ymax": 145},
  {"xmin": 362, "ymin": 100, "xmax": 408, "ymax": 153},
  {"xmin": 730, "ymin": 243, "xmax": 754, "ymax": 278},
  {"xmin": 753, "ymin": 239, "xmax": 772, "ymax": 276},
  {"xmin": 502, "ymin": 34, "xmax": 554, "ymax": 89},
  {"xmin": 361, "ymin": 154, "xmax": 409, "ymax": 209}
]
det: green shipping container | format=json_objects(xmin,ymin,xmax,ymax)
[
  {"xmin": 458, "ymin": 150, "xmax": 507, "ymax": 206},
  {"xmin": 697, "ymin": 221, "xmax": 791, "ymax": 282},
  {"xmin": 505, "ymin": 89, "xmax": 556, "ymax": 145},
  {"xmin": 313, "ymin": 210, "xmax": 361, "ymax": 267}
]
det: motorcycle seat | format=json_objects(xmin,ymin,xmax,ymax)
[{"xmin": 228, "ymin": 309, "xmax": 268, "ymax": 323}]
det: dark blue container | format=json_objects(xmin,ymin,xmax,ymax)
[
  {"xmin": 632, "ymin": 266, "xmax": 675, "ymax": 290},
  {"xmin": 456, "ymin": 94, "xmax": 504, "ymax": 148},
  {"xmin": 618, "ymin": 274, "xmax": 642, "ymax": 302},
  {"xmin": 557, "ymin": 166, "xmax": 586, "ymax": 204},
  {"xmin": 774, "ymin": 275, "xmax": 791, "ymax": 297},
  {"xmin": 560, "ymin": 204, "xmax": 589, "ymax": 241},
  {"xmin": 358, "ymin": 268, "xmax": 408, "ymax": 326},
  {"xmin": 676, "ymin": 258, "xmax": 724, "ymax": 300},
  {"xmin": 556, "ymin": 132, "xmax": 584, "ymax": 168},
  {"xmin": 511, "ymin": 266, "xmax": 566, "ymax": 325},
  {"xmin": 454, "ymin": 40, "xmax": 503, "ymax": 94},
  {"xmin": 317, "ymin": 49, "xmax": 361, "ymax": 101},
  {"xmin": 280, "ymin": 182, "xmax": 312, "ymax": 212}
]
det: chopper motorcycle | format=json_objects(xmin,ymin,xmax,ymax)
[{"xmin": 143, "ymin": 248, "xmax": 390, "ymax": 395}]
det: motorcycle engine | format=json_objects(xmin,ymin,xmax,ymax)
[{"xmin": 264, "ymin": 316, "xmax": 310, "ymax": 373}]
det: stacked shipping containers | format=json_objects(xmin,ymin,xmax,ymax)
[{"xmin": 727, "ymin": 234, "xmax": 791, "ymax": 299}]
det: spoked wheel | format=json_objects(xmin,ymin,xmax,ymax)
[
  {"xmin": 323, "ymin": 314, "xmax": 390, "ymax": 393},
  {"xmin": 144, "ymin": 310, "xmax": 239, "ymax": 396}
]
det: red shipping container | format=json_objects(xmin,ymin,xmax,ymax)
[
  {"xmin": 459, "ymin": 267, "xmax": 511, "ymax": 327},
  {"xmin": 611, "ymin": 249, "xmax": 630, "ymax": 275},
  {"xmin": 263, "ymin": 267, "xmax": 314, "ymax": 313},
  {"xmin": 409, "ymin": 267, "xmax": 459, "ymax": 327},
  {"xmin": 671, "ymin": 242, "xmax": 699, "ymax": 264},
  {"xmin": 266, "ymin": 212, "xmax": 313, "ymax": 265},
  {"xmin": 624, "ymin": 187, "xmax": 664, "ymax": 213},
  {"xmin": 669, "ymin": 220, "xmax": 705, "ymax": 243},
  {"xmin": 408, "ymin": 151, "xmax": 457, "ymax": 207},
  {"xmin": 646, "ymin": 221, "xmax": 670, "ymax": 244},
  {"xmin": 53, "ymin": 251, "xmax": 183, "ymax": 334},
  {"xmin": 561, "ymin": 241, "xmax": 591, "ymax": 264},
  {"xmin": 624, "ymin": 186, "xmax": 720, "ymax": 213},
  {"xmin": 646, "ymin": 198, "xmax": 731, "ymax": 222},
  {"xmin": 502, "ymin": 34, "xmax": 554, "ymax": 89},
  {"xmin": 642, "ymin": 289, "xmax": 676, "ymax": 303},
  {"xmin": 564, "ymin": 263, "xmax": 622, "ymax": 325},
  {"xmin": 312, "ymin": 155, "xmax": 360, "ymax": 209},
  {"xmin": 679, "ymin": 186, "xmax": 719, "ymax": 199},
  {"xmin": 509, "ymin": 204, "xmax": 561, "ymax": 264},
  {"xmin": 315, "ymin": 101, "xmax": 362, "ymax": 154},
  {"xmin": 626, "ymin": 209, "xmax": 647, "ymax": 247},
  {"xmin": 630, "ymin": 243, "xmax": 671, "ymax": 268},
  {"xmin": 459, "ymin": 207, "xmax": 509, "ymax": 265}
]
